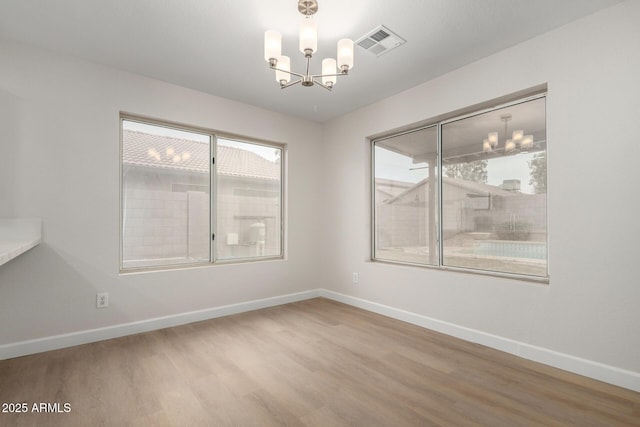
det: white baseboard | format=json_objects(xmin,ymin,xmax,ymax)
[
  {"xmin": 2, "ymin": 287, "xmax": 638, "ymax": 393},
  {"xmin": 318, "ymin": 289, "xmax": 640, "ymax": 393},
  {"xmin": 0, "ymin": 289, "xmax": 320, "ymax": 361}
]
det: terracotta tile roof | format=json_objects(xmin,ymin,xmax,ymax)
[
  {"xmin": 122, "ymin": 130, "xmax": 280, "ymax": 180},
  {"xmin": 216, "ymin": 142, "xmax": 280, "ymax": 181}
]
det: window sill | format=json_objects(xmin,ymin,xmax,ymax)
[
  {"xmin": 119, "ymin": 255, "xmax": 285, "ymax": 275},
  {"xmin": 371, "ymin": 257, "xmax": 549, "ymax": 285}
]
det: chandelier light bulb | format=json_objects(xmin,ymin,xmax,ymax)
[
  {"xmin": 337, "ymin": 39, "xmax": 354, "ymax": 71},
  {"xmin": 512, "ymin": 130, "xmax": 524, "ymax": 142},
  {"xmin": 521, "ymin": 135, "xmax": 534, "ymax": 149},
  {"xmin": 488, "ymin": 132, "xmax": 498, "ymax": 147},
  {"xmin": 147, "ymin": 148, "xmax": 160, "ymax": 161},
  {"xmin": 483, "ymin": 139, "xmax": 492, "ymax": 153},
  {"xmin": 505, "ymin": 139, "xmax": 516, "ymax": 153},
  {"xmin": 275, "ymin": 56, "xmax": 291, "ymax": 85},
  {"xmin": 264, "ymin": 31, "xmax": 282, "ymax": 62},
  {"xmin": 322, "ymin": 58, "xmax": 337, "ymax": 86},
  {"xmin": 299, "ymin": 18, "xmax": 318, "ymax": 55}
]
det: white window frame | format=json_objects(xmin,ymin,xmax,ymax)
[
  {"xmin": 371, "ymin": 93, "xmax": 549, "ymax": 283},
  {"xmin": 119, "ymin": 113, "xmax": 285, "ymax": 272}
]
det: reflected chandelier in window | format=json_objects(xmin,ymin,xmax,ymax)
[{"xmin": 483, "ymin": 114, "xmax": 533, "ymax": 153}]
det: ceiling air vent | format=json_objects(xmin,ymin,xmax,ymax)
[{"xmin": 356, "ymin": 25, "xmax": 406, "ymax": 57}]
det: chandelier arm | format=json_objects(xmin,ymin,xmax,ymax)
[
  {"xmin": 280, "ymin": 79, "xmax": 302, "ymax": 89},
  {"xmin": 310, "ymin": 72, "xmax": 349, "ymax": 79},
  {"xmin": 313, "ymin": 79, "xmax": 333, "ymax": 91},
  {"xmin": 269, "ymin": 65, "xmax": 306, "ymax": 79}
]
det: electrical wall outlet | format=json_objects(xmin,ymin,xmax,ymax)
[
  {"xmin": 96, "ymin": 292, "xmax": 109, "ymax": 308},
  {"xmin": 352, "ymin": 272, "xmax": 359, "ymax": 284}
]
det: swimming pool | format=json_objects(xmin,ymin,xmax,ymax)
[{"xmin": 473, "ymin": 241, "xmax": 547, "ymax": 260}]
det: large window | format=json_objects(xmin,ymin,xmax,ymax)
[
  {"xmin": 373, "ymin": 95, "xmax": 547, "ymax": 280},
  {"xmin": 121, "ymin": 116, "xmax": 283, "ymax": 271}
]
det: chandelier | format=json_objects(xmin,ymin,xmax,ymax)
[
  {"xmin": 483, "ymin": 114, "xmax": 533, "ymax": 153},
  {"xmin": 263, "ymin": 0, "xmax": 354, "ymax": 91}
]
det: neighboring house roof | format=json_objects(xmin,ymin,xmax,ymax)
[
  {"xmin": 383, "ymin": 176, "xmax": 515, "ymax": 204},
  {"xmin": 375, "ymin": 178, "xmax": 414, "ymax": 200},
  {"xmin": 443, "ymin": 177, "xmax": 515, "ymax": 198},
  {"xmin": 122, "ymin": 130, "xmax": 280, "ymax": 180}
]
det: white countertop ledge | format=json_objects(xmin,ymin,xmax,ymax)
[{"xmin": 0, "ymin": 218, "xmax": 42, "ymax": 266}]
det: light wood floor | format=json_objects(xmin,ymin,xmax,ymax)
[{"xmin": 1, "ymin": 298, "xmax": 638, "ymax": 426}]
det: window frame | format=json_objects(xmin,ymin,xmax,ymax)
[
  {"xmin": 371, "ymin": 93, "xmax": 549, "ymax": 283},
  {"xmin": 119, "ymin": 113, "xmax": 285, "ymax": 273},
  {"xmin": 213, "ymin": 135, "xmax": 285, "ymax": 264}
]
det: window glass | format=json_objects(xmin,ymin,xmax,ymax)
[
  {"xmin": 121, "ymin": 120, "xmax": 211, "ymax": 269},
  {"xmin": 121, "ymin": 118, "xmax": 285, "ymax": 270},
  {"xmin": 215, "ymin": 138, "xmax": 282, "ymax": 261},
  {"xmin": 372, "ymin": 95, "xmax": 548, "ymax": 280},
  {"xmin": 441, "ymin": 97, "xmax": 547, "ymax": 277},
  {"xmin": 373, "ymin": 126, "xmax": 439, "ymax": 265}
]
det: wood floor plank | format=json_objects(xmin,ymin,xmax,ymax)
[{"xmin": 1, "ymin": 297, "xmax": 639, "ymax": 426}]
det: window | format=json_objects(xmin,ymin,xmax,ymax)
[
  {"xmin": 216, "ymin": 138, "xmax": 282, "ymax": 261},
  {"xmin": 121, "ymin": 117, "xmax": 283, "ymax": 271},
  {"xmin": 373, "ymin": 95, "xmax": 547, "ymax": 280},
  {"xmin": 373, "ymin": 126, "xmax": 439, "ymax": 266}
]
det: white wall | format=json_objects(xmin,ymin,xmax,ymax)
[
  {"xmin": 0, "ymin": 89, "xmax": 21, "ymax": 218},
  {"xmin": 322, "ymin": 1, "xmax": 640, "ymax": 374},
  {"xmin": 0, "ymin": 40, "xmax": 323, "ymax": 344}
]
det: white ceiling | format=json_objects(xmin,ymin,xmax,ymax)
[{"xmin": 0, "ymin": 0, "xmax": 623, "ymax": 122}]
